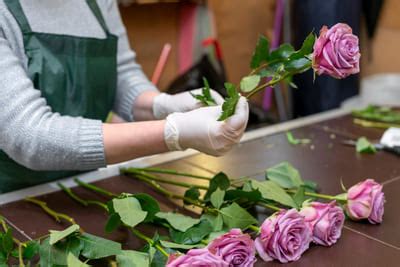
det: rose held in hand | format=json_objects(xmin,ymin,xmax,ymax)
[
  {"xmin": 300, "ymin": 201, "xmax": 345, "ymax": 246},
  {"xmin": 312, "ymin": 23, "xmax": 360, "ymax": 79},
  {"xmin": 208, "ymin": 228, "xmax": 256, "ymax": 267},
  {"xmin": 167, "ymin": 248, "xmax": 228, "ymax": 267},
  {"xmin": 345, "ymin": 179, "xmax": 385, "ymax": 224},
  {"xmin": 255, "ymin": 209, "xmax": 312, "ymax": 263}
]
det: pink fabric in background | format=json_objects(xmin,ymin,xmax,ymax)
[
  {"xmin": 262, "ymin": 0, "xmax": 284, "ymax": 110},
  {"xmin": 178, "ymin": 4, "xmax": 197, "ymax": 74}
]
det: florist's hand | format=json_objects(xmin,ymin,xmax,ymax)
[
  {"xmin": 164, "ymin": 96, "xmax": 249, "ymax": 156},
  {"xmin": 152, "ymin": 89, "xmax": 224, "ymax": 120}
]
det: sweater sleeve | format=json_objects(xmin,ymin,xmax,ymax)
[
  {"xmin": 0, "ymin": 33, "xmax": 106, "ymax": 171},
  {"xmin": 101, "ymin": 0, "xmax": 159, "ymax": 122}
]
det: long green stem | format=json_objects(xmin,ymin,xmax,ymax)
[
  {"xmin": 134, "ymin": 174, "xmax": 215, "ymax": 213},
  {"xmin": 257, "ymin": 202, "xmax": 281, "ymax": 211},
  {"xmin": 25, "ymin": 197, "xmax": 77, "ymax": 226},
  {"xmin": 248, "ymin": 224, "xmax": 260, "ymax": 233},
  {"xmin": 123, "ymin": 167, "xmax": 213, "ymax": 181},
  {"xmin": 130, "ymin": 228, "xmax": 169, "ymax": 257},
  {"xmin": 126, "ymin": 170, "xmax": 209, "ymax": 190},
  {"xmin": 18, "ymin": 243, "xmax": 25, "ymax": 267},
  {"xmin": 58, "ymin": 183, "xmax": 109, "ymax": 211},
  {"xmin": 287, "ymin": 190, "xmax": 340, "ymax": 201},
  {"xmin": 74, "ymin": 178, "xmax": 117, "ymax": 198}
]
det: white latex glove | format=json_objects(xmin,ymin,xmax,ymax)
[
  {"xmin": 164, "ymin": 96, "xmax": 249, "ymax": 156},
  {"xmin": 153, "ymin": 89, "xmax": 224, "ymax": 120}
]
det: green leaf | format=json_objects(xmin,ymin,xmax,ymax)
[
  {"xmin": 204, "ymin": 172, "xmax": 230, "ymax": 201},
  {"xmin": 240, "ymin": 75, "xmax": 261, "ymax": 93},
  {"xmin": 150, "ymin": 249, "xmax": 168, "ymax": 267},
  {"xmin": 184, "ymin": 187, "xmax": 201, "ymax": 205},
  {"xmin": 39, "ymin": 236, "xmax": 83, "ymax": 266},
  {"xmin": 286, "ymin": 131, "xmax": 311, "ymax": 145},
  {"xmin": 134, "ymin": 193, "xmax": 161, "ymax": 223},
  {"xmin": 285, "ymin": 58, "xmax": 311, "ymax": 72},
  {"xmin": 204, "ymin": 231, "xmax": 228, "ymax": 243},
  {"xmin": 210, "ymin": 188, "xmax": 225, "ymax": 209},
  {"xmin": 352, "ymin": 105, "xmax": 400, "ymax": 124},
  {"xmin": 22, "ymin": 240, "xmax": 40, "ymax": 259},
  {"xmin": 117, "ymin": 250, "xmax": 150, "ymax": 267},
  {"xmin": 293, "ymin": 186, "xmax": 306, "ymax": 207},
  {"xmin": 269, "ymin": 43, "xmax": 295, "ymax": 60},
  {"xmin": 67, "ymin": 253, "xmax": 90, "ymax": 267},
  {"xmin": 155, "ymin": 212, "xmax": 200, "ymax": 232},
  {"xmin": 79, "ymin": 233, "xmax": 121, "ymax": 259},
  {"xmin": 190, "ymin": 77, "xmax": 217, "ymax": 106},
  {"xmin": 224, "ymin": 189, "xmax": 262, "ymax": 203},
  {"xmin": 292, "ymin": 32, "xmax": 316, "ymax": 59},
  {"xmin": 201, "ymin": 213, "xmax": 223, "ymax": 231},
  {"xmin": 251, "ymin": 180, "xmax": 297, "ymax": 208},
  {"xmin": 304, "ymin": 180, "xmax": 318, "ymax": 192},
  {"xmin": 218, "ymin": 83, "xmax": 240, "ymax": 121},
  {"xmin": 250, "ymin": 35, "xmax": 270, "ymax": 68},
  {"xmin": 2, "ymin": 228, "xmax": 14, "ymax": 254},
  {"xmin": 49, "ymin": 224, "xmax": 80, "ymax": 245},
  {"xmin": 266, "ymin": 162, "xmax": 304, "ymax": 189},
  {"xmin": 105, "ymin": 213, "xmax": 121, "ymax": 233},
  {"xmin": 170, "ymin": 220, "xmax": 213, "ymax": 245},
  {"xmin": 159, "ymin": 240, "xmax": 203, "ymax": 250},
  {"xmin": 112, "ymin": 197, "xmax": 147, "ymax": 227},
  {"xmin": 356, "ymin": 137, "xmax": 377, "ymax": 154},
  {"xmin": 219, "ymin": 203, "xmax": 258, "ymax": 229}
]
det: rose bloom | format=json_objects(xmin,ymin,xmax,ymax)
[
  {"xmin": 300, "ymin": 201, "xmax": 345, "ymax": 246},
  {"xmin": 166, "ymin": 248, "xmax": 228, "ymax": 267},
  {"xmin": 208, "ymin": 228, "xmax": 256, "ymax": 267},
  {"xmin": 312, "ymin": 23, "xmax": 360, "ymax": 79},
  {"xmin": 346, "ymin": 179, "xmax": 385, "ymax": 224},
  {"xmin": 255, "ymin": 209, "xmax": 312, "ymax": 263}
]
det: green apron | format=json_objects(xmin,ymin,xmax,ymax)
[{"xmin": 0, "ymin": 0, "xmax": 117, "ymax": 193}]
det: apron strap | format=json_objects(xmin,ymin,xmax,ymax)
[
  {"xmin": 86, "ymin": 0, "xmax": 111, "ymax": 35},
  {"xmin": 4, "ymin": 0, "xmax": 33, "ymax": 34}
]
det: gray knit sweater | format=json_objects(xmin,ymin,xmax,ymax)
[{"xmin": 0, "ymin": 0, "xmax": 157, "ymax": 171}]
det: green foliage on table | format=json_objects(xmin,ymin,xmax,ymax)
[{"xmin": 356, "ymin": 137, "xmax": 377, "ymax": 154}]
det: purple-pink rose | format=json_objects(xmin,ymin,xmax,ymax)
[
  {"xmin": 312, "ymin": 23, "xmax": 360, "ymax": 79},
  {"xmin": 207, "ymin": 228, "xmax": 256, "ymax": 267},
  {"xmin": 255, "ymin": 209, "xmax": 312, "ymax": 263},
  {"xmin": 300, "ymin": 201, "xmax": 345, "ymax": 246},
  {"xmin": 346, "ymin": 179, "xmax": 385, "ymax": 224},
  {"xmin": 166, "ymin": 248, "xmax": 228, "ymax": 267}
]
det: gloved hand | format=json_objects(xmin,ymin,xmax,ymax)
[
  {"xmin": 164, "ymin": 96, "xmax": 249, "ymax": 156},
  {"xmin": 153, "ymin": 89, "xmax": 224, "ymax": 120}
]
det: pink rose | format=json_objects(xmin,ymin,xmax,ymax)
[
  {"xmin": 208, "ymin": 228, "xmax": 256, "ymax": 267},
  {"xmin": 255, "ymin": 209, "xmax": 312, "ymax": 263},
  {"xmin": 312, "ymin": 23, "xmax": 360, "ymax": 79},
  {"xmin": 166, "ymin": 248, "xmax": 228, "ymax": 267},
  {"xmin": 300, "ymin": 201, "xmax": 345, "ymax": 246},
  {"xmin": 346, "ymin": 179, "xmax": 385, "ymax": 224}
]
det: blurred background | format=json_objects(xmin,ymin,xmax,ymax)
[{"xmin": 116, "ymin": 0, "xmax": 394, "ymax": 129}]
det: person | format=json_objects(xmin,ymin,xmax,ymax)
[{"xmin": 0, "ymin": 0, "xmax": 249, "ymax": 193}]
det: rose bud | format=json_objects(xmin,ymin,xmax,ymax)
[
  {"xmin": 255, "ymin": 209, "xmax": 312, "ymax": 263},
  {"xmin": 312, "ymin": 23, "xmax": 360, "ymax": 79},
  {"xmin": 166, "ymin": 248, "xmax": 228, "ymax": 267},
  {"xmin": 346, "ymin": 179, "xmax": 385, "ymax": 224},
  {"xmin": 300, "ymin": 201, "xmax": 345, "ymax": 246},
  {"xmin": 207, "ymin": 228, "xmax": 256, "ymax": 267}
]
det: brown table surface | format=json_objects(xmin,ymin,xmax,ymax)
[{"xmin": 1, "ymin": 114, "xmax": 399, "ymax": 266}]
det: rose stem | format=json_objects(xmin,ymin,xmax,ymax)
[
  {"xmin": 122, "ymin": 167, "xmax": 213, "ymax": 181},
  {"xmin": 246, "ymin": 61, "xmax": 312, "ymax": 99},
  {"xmin": 0, "ymin": 216, "xmax": 27, "ymax": 266},
  {"xmin": 134, "ymin": 174, "xmax": 216, "ymax": 213},
  {"xmin": 25, "ymin": 197, "xmax": 78, "ymax": 226},
  {"xmin": 58, "ymin": 182, "xmax": 109, "ymax": 210},
  {"xmin": 73, "ymin": 178, "xmax": 117, "ymax": 198},
  {"xmin": 125, "ymin": 170, "xmax": 209, "ymax": 190},
  {"xmin": 247, "ymin": 224, "xmax": 260, "ymax": 233},
  {"xmin": 257, "ymin": 202, "xmax": 281, "ymax": 211},
  {"xmin": 130, "ymin": 228, "xmax": 169, "ymax": 257},
  {"xmin": 286, "ymin": 190, "xmax": 343, "ymax": 201},
  {"xmin": 59, "ymin": 183, "xmax": 169, "ymax": 258}
]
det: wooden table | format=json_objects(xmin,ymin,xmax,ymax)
[{"xmin": 1, "ymin": 108, "xmax": 399, "ymax": 266}]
